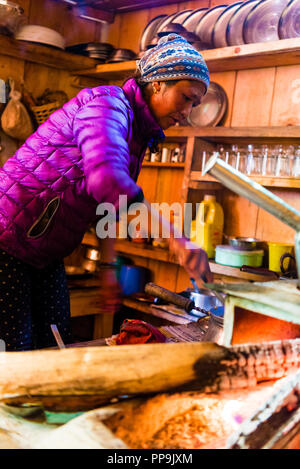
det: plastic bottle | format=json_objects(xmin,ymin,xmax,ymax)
[{"xmin": 194, "ymin": 195, "xmax": 224, "ymax": 259}]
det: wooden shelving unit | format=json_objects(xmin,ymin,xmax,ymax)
[
  {"xmin": 82, "ymin": 38, "xmax": 300, "ymax": 288},
  {"xmin": 114, "ymin": 239, "xmax": 270, "ymax": 282},
  {"xmin": 142, "ymin": 162, "xmax": 185, "ymax": 168},
  {"xmin": 0, "ymin": 34, "xmax": 98, "ymax": 71},
  {"xmin": 76, "ymin": 38, "xmax": 300, "ymax": 78}
]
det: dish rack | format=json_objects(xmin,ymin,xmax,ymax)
[{"xmin": 30, "ymin": 101, "xmax": 60, "ymax": 125}]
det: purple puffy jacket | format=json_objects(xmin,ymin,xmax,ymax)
[{"xmin": 0, "ymin": 78, "xmax": 164, "ymax": 268}]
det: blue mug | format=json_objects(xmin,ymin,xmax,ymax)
[{"xmin": 119, "ymin": 265, "xmax": 151, "ymax": 296}]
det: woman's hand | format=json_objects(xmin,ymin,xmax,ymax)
[
  {"xmin": 97, "ymin": 268, "xmax": 122, "ymax": 314},
  {"xmin": 169, "ymin": 236, "xmax": 213, "ymax": 286}
]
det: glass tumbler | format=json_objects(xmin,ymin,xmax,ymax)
[{"xmin": 292, "ymin": 146, "xmax": 300, "ymax": 177}]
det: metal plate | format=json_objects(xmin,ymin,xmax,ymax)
[
  {"xmin": 226, "ymin": 0, "xmax": 259, "ymax": 46},
  {"xmin": 155, "ymin": 12, "xmax": 179, "ymax": 34},
  {"xmin": 243, "ymin": 0, "xmax": 291, "ymax": 44},
  {"xmin": 279, "ymin": 0, "xmax": 300, "ymax": 39},
  {"xmin": 195, "ymin": 4, "xmax": 228, "ymax": 47},
  {"xmin": 170, "ymin": 9, "xmax": 193, "ymax": 24},
  {"xmin": 212, "ymin": 2, "xmax": 243, "ymax": 48},
  {"xmin": 139, "ymin": 14, "xmax": 167, "ymax": 51},
  {"xmin": 187, "ymin": 82, "xmax": 228, "ymax": 127},
  {"xmin": 182, "ymin": 8, "xmax": 208, "ymax": 32}
]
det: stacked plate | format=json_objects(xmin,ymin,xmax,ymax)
[
  {"xmin": 139, "ymin": 1, "xmax": 300, "ymax": 52},
  {"xmin": 66, "ymin": 42, "xmax": 115, "ymax": 62}
]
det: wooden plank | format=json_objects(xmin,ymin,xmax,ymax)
[
  {"xmin": 255, "ymin": 189, "xmax": 300, "ymax": 244},
  {"xmin": 231, "ymin": 68, "xmax": 275, "ymax": 127},
  {"xmin": 165, "ymin": 126, "xmax": 300, "ymax": 141},
  {"xmin": 137, "ymin": 166, "xmax": 159, "ymax": 203},
  {"xmin": 0, "ymin": 35, "xmax": 98, "ymax": 71},
  {"xmin": 203, "ymin": 38, "xmax": 300, "ymax": 72},
  {"xmin": 189, "ymin": 171, "xmax": 300, "ymax": 189},
  {"xmin": 210, "ymin": 71, "xmax": 236, "ymax": 127},
  {"xmin": 76, "ymin": 38, "xmax": 300, "ymax": 77},
  {"xmin": 118, "ymin": 10, "xmax": 150, "ymax": 53},
  {"xmin": 270, "ymin": 64, "xmax": 300, "ymax": 126}
]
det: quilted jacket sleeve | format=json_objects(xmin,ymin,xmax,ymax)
[{"xmin": 73, "ymin": 92, "xmax": 144, "ymax": 210}]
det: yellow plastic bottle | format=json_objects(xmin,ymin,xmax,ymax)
[{"xmin": 194, "ymin": 195, "xmax": 224, "ymax": 258}]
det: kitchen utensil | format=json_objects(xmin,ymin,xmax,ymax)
[
  {"xmin": 268, "ymin": 242, "xmax": 294, "ymax": 272},
  {"xmin": 120, "ymin": 265, "xmax": 151, "ymax": 296},
  {"xmin": 157, "ymin": 22, "xmax": 187, "ymax": 38},
  {"xmin": 239, "ymin": 265, "xmax": 280, "ymax": 279},
  {"xmin": 182, "ymin": 8, "xmax": 208, "ymax": 33},
  {"xmin": 212, "ymin": 2, "xmax": 243, "ymax": 48},
  {"xmin": 215, "ymin": 245, "xmax": 264, "ymax": 267},
  {"xmin": 279, "ymin": 0, "xmax": 300, "ymax": 38},
  {"xmin": 226, "ymin": 0, "xmax": 259, "ymax": 45},
  {"xmin": 243, "ymin": 0, "xmax": 290, "ymax": 44},
  {"xmin": 155, "ymin": 12, "xmax": 181, "ymax": 35},
  {"xmin": 140, "ymin": 14, "xmax": 167, "ymax": 51},
  {"xmin": 15, "ymin": 24, "xmax": 66, "ymax": 49},
  {"xmin": 190, "ymin": 276, "xmax": 225, "ymax": 306},
  {"xmin": 229, "ymin": 236, "xmax": 263, "ymax": 250},
  {"xmin": 171, "ymin": 9, "xmax": 193, "ymax": 25},
  {"xmin": 50, "ymin": 324, "xmax": 65, "ymax": 349},
  {"xmin": 195, "ymin": 5, "xmax": 229, "ymax": 47},
  {"xmin": 0, "ymin": 0, "xmax": 24, "ymax": 36},
  {"xmin": 145, "ymin": 282, "xmax": 224, "ymax": 318},
  {"xmin": 187, "ymin": 82, "xmax": 228, "ymax": 127},
  {"xmin": 107, "ymin": 48, "xmax": 137, "ymax": 63}
]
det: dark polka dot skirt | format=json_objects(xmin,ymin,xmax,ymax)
[{"xmin": 0, "ymin": 251, "xmax": 73, "ymax": 351}]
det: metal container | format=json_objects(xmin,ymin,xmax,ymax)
[
  {"xmin": 184, "ymin": 289, "xmax": 224, "ymax": 317},
  {"xmin": 229, "ymin": 236, "xmax": 262, "ymax": 251}
]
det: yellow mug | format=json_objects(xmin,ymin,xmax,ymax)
[{"xmin": 268, "ymin": 242, "xmax": 294, "ymax": 272}]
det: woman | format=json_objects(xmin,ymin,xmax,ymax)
[{"xmin": 0, "ymin": 34, "xmax": 212, "ymax": 351}]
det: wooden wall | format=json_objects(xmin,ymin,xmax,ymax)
[
  {"xmin": 105, "ymin": 0, "xmax": 300, "ymax": 291},
  {"xmin": 107, "ymin": 0, "xmax": 300, "ymax": 244},
  {"xmin": 0, "ymin": 0, "xmax": 102, "ymax": 163}
]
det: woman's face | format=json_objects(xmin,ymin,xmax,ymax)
[{"xmin": 148, "ymin": 80, "xmax": 207, "ymax": 129}]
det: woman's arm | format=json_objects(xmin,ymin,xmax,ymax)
[{"xmin": 142, "ymin": 198, "xmax": 213, "ymax": 285}]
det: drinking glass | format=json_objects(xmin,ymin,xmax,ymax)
[{"xmin": 292, "ymin": 146, "xmax": 300, "ymax": 177}]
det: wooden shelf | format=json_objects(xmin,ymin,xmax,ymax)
[
  {"xmin": 165, "ymin": 126, "xmax": 300, "ymax": 143},
  {"xmin": 0, "ymin": 34, "xmax": 99, "ymax": 71},
  {"xmin": 114, "ymin": 239, "xmax": 271, "ymax": 282},
  {"xmin": 189, "ymin": 171, "xmax": 300, "ymax": 189},
  {"xmin": 76, "ymin": 38, "xmax": 300, "ymax": 78},
  {"xmin": 142, "ymin": 162, "xmax": 185, "ymax": 168}
]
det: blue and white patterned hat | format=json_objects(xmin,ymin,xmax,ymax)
[{"xmin": 137, "ymin": 34, "xmax": 210, "ymax": 91}]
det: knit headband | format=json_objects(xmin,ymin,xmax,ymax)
[{"xmin": 137, "ymin": 34, "xmax": 210, "ymax": 92}]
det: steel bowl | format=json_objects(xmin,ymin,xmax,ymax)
[{"xmin": 229, "ymin": 236, "xmax": 262, "ymax": 251}]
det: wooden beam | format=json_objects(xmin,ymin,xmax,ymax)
[{"xmin": 73, "ymin": 5, "xmax": 114, "ymax": 23}]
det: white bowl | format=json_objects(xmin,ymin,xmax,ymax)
[{"xmin": 15, "ymin": 24, "xmax": 65, "ymax": 49}]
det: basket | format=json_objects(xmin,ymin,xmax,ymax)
[{"xmin": 30, "ymin": 101, "xmax": 60, "ymax": 125}]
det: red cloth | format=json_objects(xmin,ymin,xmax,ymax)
[{"xmin": 115, "ymin": 319, "xmax": 166, "ymax": 345}]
